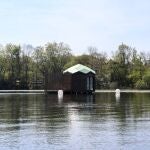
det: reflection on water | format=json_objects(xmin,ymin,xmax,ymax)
[{"xmin": 0, "ymin": 93, "xmax": 150, "ymax": 149}]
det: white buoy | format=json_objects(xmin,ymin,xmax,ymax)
[
  {"xmin": 58, "ymin": 90, "xmax": 63, "ymax": 100},
  {"xmin": 115, "ymin": 89, "xmax": 120, "ymax": 100},
  {"xmin": 115, "ymin": 89, "xmax": 120, "ymax": 94}
]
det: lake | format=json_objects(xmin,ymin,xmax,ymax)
[{"xmin": 0, "ymin": 93, "xmax": 150, "ymax": 150}]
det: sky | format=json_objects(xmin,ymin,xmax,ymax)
[{"xmin": 0, "ymin": 0, "xmax": 150, "ymax": 55}]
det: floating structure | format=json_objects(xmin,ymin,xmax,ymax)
[
  {"xmin": 63, "ymin": 64, "xmax": 95, "ymax": 94},
  {"xmin": 47, "ymin": 64, "xmax": 96, "ymax": 94}
]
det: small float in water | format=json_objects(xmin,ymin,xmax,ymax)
[
  {"xmin": 58, "ymin": 90, "xmax": 63, "ymax": 100},
  {"xmin": 115, "ymin": 89, "xmax": 120, "ymax": 100}
]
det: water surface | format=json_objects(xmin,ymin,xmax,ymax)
[{"xmin": 0, "ymin": 93, "xmax": 150, "ymax": 150}]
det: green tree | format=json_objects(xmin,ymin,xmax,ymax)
[
  {"xmin": 33, "ymin": 42, "xmax": 71, "ymax": 91},
  {"xmin": 5, "ymin": 44, "xmax": 21, "ymax": 89}
]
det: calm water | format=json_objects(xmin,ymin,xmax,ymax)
[{"xmin": 0, "ymin": 93, "xmax": 150, "ymax": 150}]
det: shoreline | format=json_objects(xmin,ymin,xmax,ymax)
[
  {"xmin": 0, "ymin": 89, "xmax": 149, "ymax": 93},
  {"xmin": 0, "ymin": 90, "xmax": 45, "ymax": 94},
  {"xmin": 95, "ymin": 89, "xmax": 150, "ymax": 93}
]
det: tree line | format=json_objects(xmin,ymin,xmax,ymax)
[{"xmin": 0, "ymin": 42, "xmax": 150, "ymax": 90}]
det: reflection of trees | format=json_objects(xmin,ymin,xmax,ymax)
[
  {"xmin": 114, "ymin": 93, "xmax": 150, "ymax": 121},
  {"xmin": 94, "ymin": 93, "xmax": 150, "ymax": 127},
  {"xmin": 0, "ymin": 95, "xmax": 21, "ymax": 123},
  {"xmin": 0, "ymin": 94, "xmax": 71, "ymax": 145},
  {"xmin": 0, "ymin": 93, "xmax": 150, "ymax": 126},
  {"xmin": 67, "ymin": 94, "xmax": 95, "ymax": 103},
  {"xmin": 129, "ymin": 93, "xmax": 150, "ymax": 118},
  {"xmin": 0, "ymin": 93, "xmax": 150, "ymax": 147},
  {"xmin": 33, "ymin": 94, "xmax": 70, "ymax": 144},
  {"xmin": 0, "ymin": 94, "xmax": 36, "ymax": 130}
]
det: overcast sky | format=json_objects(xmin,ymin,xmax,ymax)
[{"xmin": 0, "ymin": 0, "xmax": 150, "ymax": 54}]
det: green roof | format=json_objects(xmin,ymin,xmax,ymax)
[{"xmin": 63, "ymin": 64, "xmax": 95, "ymax": 74}]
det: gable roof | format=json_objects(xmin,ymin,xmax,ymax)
[{"xmin": 63, "ymin": 64, "xmax": 95, "ymax": 74}]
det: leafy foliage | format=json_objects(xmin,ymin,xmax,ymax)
[{"xmin": 0, "ymin": 42, "xmax": 149, "ymax": 89}]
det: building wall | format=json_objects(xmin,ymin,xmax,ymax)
[
  {"xmin": 48, "ymin": 72, "xmax": 95, "ymax": 93},
  {"xmin": 47, "ymin": 73, "xmax": 63, "ymax": 90},
  {"xmin": 72, "ymin": 72, "xmax": 86, "ymax": 92},
  {"xmin": 63, "ymin": 73, "xmax": 72, "ymax": 91},
  {"xmin": 72, "ymin": 72, "xmax": 95, "ymax": 93}
]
